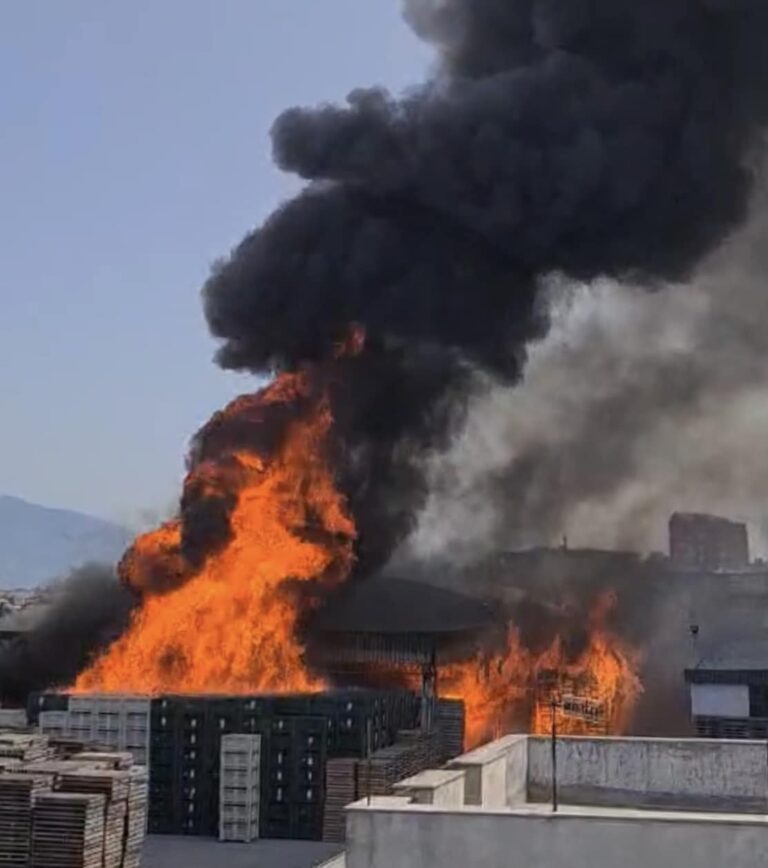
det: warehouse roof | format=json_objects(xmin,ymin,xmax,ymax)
[
  {"xmin": 312, "ymin": 576, "xmax": 495, "ymax": 636},
  {"xmin": 685, "ymin": 637, "xmax": 768, "ymax": 683}
]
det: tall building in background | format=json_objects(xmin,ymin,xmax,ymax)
[{"xmin": 669, "ymin": 512, "xmax": 749, "ymax": 571}]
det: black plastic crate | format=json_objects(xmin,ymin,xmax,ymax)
[
  {"xmin": 292, "ymin": 804, "xmax": 324, "ymax": 841},
  {"xmin": 293, "ymin": 784, "xmax": 323, "ymax": 805},
  {"xmin": 238, "ymin": 696, "xmax": 275, "ymax": 716},
  {"xmin": 271, "ymin": 696, "xmax": 317, "ymax": 716},
  {"xmin": 27, "ymin": 692, "xmax": 69, "ymax": 724},
  {"xmin": 147, "ymin": 816, "xmax": 177, "ymax": 835}
]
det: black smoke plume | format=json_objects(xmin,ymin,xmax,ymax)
[
  {"xmin": 202, "ymin": 0, "xmax": 768, "ymax": 572},
  {"xmin": 0, "ymin": 565, "xmax": 136, "ymax": 703}
]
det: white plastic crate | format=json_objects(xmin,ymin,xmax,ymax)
[
  {"xmin": 219, "ymin": 819, "xmax": 259, "ymax": 843},
  {"xmin": 40, "ymin": 696, "xmax": 151, "ymax": 762},
  {"xmin": 221, "ymin": 752, "xmax": 262, "ymax": 770},
  {"xmin": 221, "ymin": 769, "xmax": 260, "ymax": 788},
  {"xmin": 38, "ymin": 711, "xmax": 70, "ymax": 729},
  {"xmin": 222, "ymin": 733, "xmax": 262, "ymax": 749},
  {"xmin": 68, "ymin": 711, "xmax": 93, "ymax": 729},
  {"xmin": 129, "ymin": 747, "xmax": 148, "ymax": 765},
  {"xmin": 220, "ymin": 802, "xmax": 259, "ymax": 823},
  {"xmin": 220, "ymin": 734, "xmax": 261, "ymax": 841},
  {"xmin": 219, "ymin": 781, "xmax": 261, "ymax": 805},
  {"xmin": 119, "ymin": 697, "xmax": 151, "ymax": 714}
]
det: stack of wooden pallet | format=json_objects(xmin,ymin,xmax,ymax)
[
  {"xmin": 31, "ymin": 792, "xmax": 105, "ymax": 868},
  {"xmin": 355, "ymin": 729, "xmax": 443, "ymax": 801},
  {"xmin": 0, "ymin": 733, "xmax": 49, "ymax": 763},
  {"xmin": 0, "ymin": 729, "xmax": 150, "ymax": 868},
  {"xmin": 322, "ymin": 728, "xmax": 446, "ymax": 843},
  {"xmin": 57, "ymin": 768, "xmax": 130, "ymax": 868},
  {"xmin": 76, "ymin": 752, "xmax": 133, "ymax": 771},
  {"xmin": 322, "ymin": 758, "xmax": 357, "ymax": 842},
  {"xmin": 123, "ymin": 767, "xmax": 149, "ymax": 868},
  {"xmin": 0, "ymin": 774, "xmax": 52, "ymax": 868},
  {"xmin": 0, "ymin": 756, "xmax": 22, "ymax": 773}
]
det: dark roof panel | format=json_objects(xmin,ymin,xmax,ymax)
[{"xmin": 312, "ymin": 576, "xmax": 495, "ymax": 635}]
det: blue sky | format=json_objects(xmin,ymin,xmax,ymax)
[{"xmin": 0, "ymin": 2, "xmax": 431, "ymax": 527}]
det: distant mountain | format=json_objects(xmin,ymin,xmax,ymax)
[{"xmin": 0, "ymin": 495, "xmax": 132, "ymax": 589}]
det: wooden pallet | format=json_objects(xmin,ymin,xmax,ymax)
[
  {"xmin": 322, "ymin": 758, "xmax": 357, "ymax": 842},
  {"xmin": 122, "ymin": 767, "xmax": 148, "ymax": 868},
  {"xmin": 31, "ymin": 792, "xmax": 105, "ymax": 868},
  {"xmin": 75, "ymin": 753, "xmax": 133, "ymax": 771},
  {"xmin": 0, "ymin": 734, "xmax": 49, "ymax": 763},
  {"xmin": 0, "ymin": 774, "xmax": 53, "ymax": 868}
]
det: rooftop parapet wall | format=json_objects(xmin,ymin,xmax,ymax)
[
  {"xmin": 446, "ymin": 734, "xmax": 526, "ymax": 808},
  {"xmin": 346, "ymin": 802, "xmax": 768, "ymax": 868},
  {"xmin": 527, "ymin": 736, "xmax": 768, "ymax": 813},
  {"xmin": 345, "ymin": 735, "xmax": 768, "ymax": 868},
  {"xmin": 392, "ymin": 769, "xmax": 466, "ymax": 807}
]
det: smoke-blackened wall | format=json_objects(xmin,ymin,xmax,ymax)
[
  {"xmin": 0, "ymin": 565, "xmax": 136, "ymax": 703},
  {"xmin": 203, "ymin": 0, "xmax": 768, "ymax": 570}
]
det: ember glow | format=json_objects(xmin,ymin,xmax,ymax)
[{"xmin": 75, "ymin": 370, "xmax": 356, "ymax": 694}]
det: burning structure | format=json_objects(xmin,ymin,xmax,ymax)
[{"xmin": 5, "ymin": 0, "xmax": 768, "ymax": 755}]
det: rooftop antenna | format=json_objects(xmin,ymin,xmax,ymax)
[
  {"xmin": 689, "ymin": 623, "xmax": 700, "ymax": 660},
  {"xmin": 551, "ymin": 693, "xmax": 559, "ymax": 813}
]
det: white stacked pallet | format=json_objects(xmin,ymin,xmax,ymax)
[
  {"xmin": 39, "ymin": 696, "xmax": 151, "ymax": 766},
  {"xmin": 219, "ymin": 734, "xmax": 261, "ymax": 843}
]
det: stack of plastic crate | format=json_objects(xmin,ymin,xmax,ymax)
[
  {"xmin": 39, "ymin": 696, "xmax": 151, "ymax": 766},
  {"xmin": 219, "ymin": 734, "xmax": 261, "ymax": 843},
  {"xmin": 38, "ymin": 711, "xmax": 70, "ymax": 740}
]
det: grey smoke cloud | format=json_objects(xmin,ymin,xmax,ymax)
[
  {"xmin": 406, "ymin": 177, "xmax": 768, "ymax": 560},
  {"xmin": 0, "ymin": 564, "xmax": 135, "ymax": 702}
]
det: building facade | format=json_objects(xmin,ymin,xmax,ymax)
[
  {"xmin": 686, "ymin": 640, "xmax": 768, "ymax": 739},
  {"xmin": 669, "ymin": 512, "xmax": 750, "ymax": 571}
]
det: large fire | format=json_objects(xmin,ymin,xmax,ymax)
[
  {"xmin": 75, "ymin": 370, "xmax": 355, "ymax": 694},
  {"xmin": 440, "ymin": 595, "xmax": 641, "ymax": 748},
  {"xmin": 75, "ymin": 354, "xmax": 640, "ymax": 748}
]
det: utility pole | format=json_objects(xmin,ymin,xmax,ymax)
[
  {"xmin": 366, "ymin": 718, "xmax": 372, "ymax": 806},
  {"xmin": 551, "ymin": 694, "xmax": 558, "ymax": 813}
]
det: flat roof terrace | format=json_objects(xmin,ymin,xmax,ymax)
[{"xmin": 343, "ymin": 735, "xmax": 768, "ymax": 868}]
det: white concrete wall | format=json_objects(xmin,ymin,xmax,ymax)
[
  {"xmin": 447, "ymin": 734, "xmax": 526, "ymax": 808},
  {"xmin": 691, "ymin": 683, "xmax": 750, "ymax": 718},
  {"xmin": 392, "ymin": 770, "xmax": 465, "ymax": 808},
  {"xmin": 505, "ymin": 735, "xmax": 527, "ymax": 805},
  {"xmin": 346, "ymin": 805, "xmax": 768, "ymax": 868},
  {"xmin": 527, "ymin": 736, "xmax": 768, "ymax": 811}
]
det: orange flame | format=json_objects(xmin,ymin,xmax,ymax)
[
  {"xmin": 75, "ymin": 370, "xmax": 355, "ymax": 694},
  {"xmin": 441, "ymin": 594, "xmax": 642, "ymax": 749}
]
